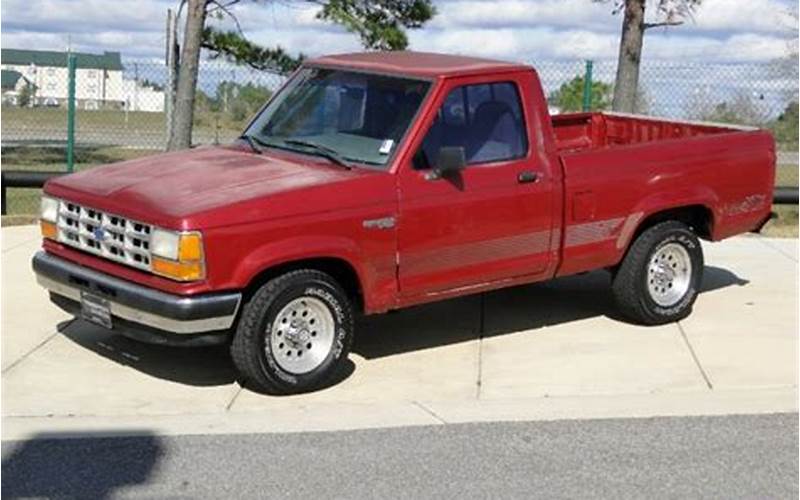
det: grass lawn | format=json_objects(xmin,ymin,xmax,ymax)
[
  {"xmin": 2, "ymin": 107, "xmax": 164, "ymax": 131},
  {"xmin": 3, "ymin": 135, "xmax": 798, "ymax": 237},
  {"xmin": 2, "ymin": 145, "xmax": 161, "ymax": 218},
  {"xmin": 761, "ymin": 204, "xmax": 799, "ymax": 238},
  {"xmin": 775, "ymin": 164, "xmax": 798, "ymax": 188},
  {"xmin": 1, "ymin": 107, "xmax": 248, "ymax": 137}
]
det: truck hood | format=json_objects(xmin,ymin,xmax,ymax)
[{"xmin": 46, "ymin": 146, "xmax": 391, "ymax": 228}]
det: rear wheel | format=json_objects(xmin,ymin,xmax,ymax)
[
  {"xmin": 612, "ymin": 221, "xmax": 704, "ymax": 325},
  {"xmin": 230, "ymin": 269, "xmax": 354, "ymax": 394}
]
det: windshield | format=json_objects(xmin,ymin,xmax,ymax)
[{"xmin": 244, "ymin": 67, "xmax": 430, "ymax": 169}]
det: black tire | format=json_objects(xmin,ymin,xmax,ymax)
[
  {"xmin": 230, "ymin": 269, "xmax": 354, "ymax": 394},
  {"xmin": 612, "ymin": 221, "xmax": 704, "ymax": 325}
]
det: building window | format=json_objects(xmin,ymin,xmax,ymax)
[
  {"xmin": 47, "ymin": 68, "xmax": 55, "ymax": 76},
  {"xmin": 88, "ymin": 84, "xmax": 97, "ymax": 94},
  {"xmin": 88, "ymin": 70, "xmax": 96, "ymax": 78}
]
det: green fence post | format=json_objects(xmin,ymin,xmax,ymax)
[
  {"xmin": 66, "ymin": 54, "xmax": 76, "ymax": 173},
  {"xmin": 582, "ymin": 60, "xmax": 593, "ymax": 112}
]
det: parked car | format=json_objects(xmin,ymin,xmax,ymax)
[{"xmin": 33, "ymin": 51, "xmax": 776, "ymax": 394}]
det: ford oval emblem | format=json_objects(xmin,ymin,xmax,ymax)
[{"xmin": 93, "ymin": 227, "xmax": 106, "ymax": 242}]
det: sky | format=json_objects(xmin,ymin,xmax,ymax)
[{"xmin": 1, "ymin": 0, "xmax": 797, "ymax": 64}]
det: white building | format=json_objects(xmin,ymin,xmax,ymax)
[
  {"xmin": 1, "ymin": 48, "xmax": 125, "ymax": 109},
  {"xmin": 122, "ymin": 78, "xmax": 165, "ymax": 113},
  {"xmin": 1, "ymin": 69, "xmax": 35, "ymax": 106}
]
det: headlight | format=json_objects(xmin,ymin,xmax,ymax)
[
  {"xmin": 151, "ymin": 229, "xmax": 181, "ymax": 260},
  {"xmin": 40, "ymin": 196, "xmax": 59, "ymax": 240},
  {"xmin": 150, "ymin": 229, "xmax": 205, "ymax": 281},
  {"xmin": 40, "ymin": 196, "xmax": 59, "ymax": 222}
]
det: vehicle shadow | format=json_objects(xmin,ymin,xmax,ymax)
[
  {"xmin": 1, "ymin": 431, "xmax": 162, "ymax": 499},
  {"xmin": 58, "ymin": 319, "xmax": 355, "ymax": 390},
  {"xmin": 59, "ymin": 320, "xmax": 238, "ymax": 386},
  {"xmin": 58, "ymin": 265, "xmax": 746, "ymax": 386},
  {"xmin": 352, "ymin": 265, "xmax": 748, "ymax": 359}
]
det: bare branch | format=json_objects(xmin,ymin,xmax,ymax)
[
  {"xmin": 643, "ymin": 20, "xmax": 684, "ymax": 29},
  {"xmin": 176, "ymin": 0, "xmax": 188, "ymax": 22},
  {"xmin": 206, "ymin": 0, "xmax": 241, "ymax": 14},
  {"xmin": 207, "ymin": 0, "xmax": 245, "ymax": 35}
]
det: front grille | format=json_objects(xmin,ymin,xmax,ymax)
[{"xmin": 56, "ymin": 200, "xmax": 153, "ymax": 272}]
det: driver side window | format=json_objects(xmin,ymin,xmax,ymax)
[{"xmin": 414, "ymin": 81, "xmax": 528, "ymax": 170}]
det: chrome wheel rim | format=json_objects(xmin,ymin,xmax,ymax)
[
  {"xmin": 268, "ymin": 297, "xmax": 335, "ymax": 375},
  {"xmin": 647, "ymin": 242, "xmax": 692, "ymax": 307}
]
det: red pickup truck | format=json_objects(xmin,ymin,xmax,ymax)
[{"xmin": 34, "ymin": 52, "xmax": 775, "ymax": 394}]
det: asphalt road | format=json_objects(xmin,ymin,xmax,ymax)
[{"xmin": 2, "ymin": 412, "xmax": 796, "ymax": 499}]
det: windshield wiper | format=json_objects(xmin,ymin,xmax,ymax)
[
  {"xmin": 237, "ymin": 134, "xmax": 262, "ymax": 154},
  {"xmin": 283, "ymin": 139, "xmax": 353, "ymax": 170}
]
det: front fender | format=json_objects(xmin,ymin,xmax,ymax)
[
  {"xmin": 231, "ymin": 235, "xmax": 364, "ymax": 286},
  {"xmin": 228, "ymin": 235, "xmax": 393, "ymax": 313}
]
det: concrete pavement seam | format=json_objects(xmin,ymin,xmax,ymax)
[
  {"xmin": 476, "ymin": 292, "xmax": 485, "ymax": 399},
  {"xmin": 411, "ymin": 401, "xmax": 448, "ymax": 425},
  {"xmin": 677, "ymin": 321, "xmax": 713, "ymax": 390},
  {"xmin": 1, "ymin": 237, "xmax": 41, "ymax": 255},
  {"xmin": 225, "ymin": 387, "xmax": 245, "ymax": 411},
  {"xmin": 1, "ymin": 330, "xmax": 60, "ymax": 375},
  {"xmin": 754, "ymin": 236, "xmax": 798, "ymax": 263}
]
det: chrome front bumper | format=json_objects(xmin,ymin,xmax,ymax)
[{"xmin": 32, "ymin": 251, "xmax": 241, "ymax": 336}]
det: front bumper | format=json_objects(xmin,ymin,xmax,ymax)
[{"xmin": 32, "ymin": 251, "xmax": 241, "ymax": 346}]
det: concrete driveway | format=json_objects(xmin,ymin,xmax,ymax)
[{"xmin": 2, "ymin": 225, "xmax": 797, "ymax": 439}]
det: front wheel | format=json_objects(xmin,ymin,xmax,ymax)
[
  {"xmin": 612, "ymin": 221, "xmax": 704, "ymax": 325},
  {"xmin": 230, "ymin": 269, "xmax": 354, "ymax": 394}
]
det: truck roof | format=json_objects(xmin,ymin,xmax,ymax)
[{"xmin": 307, "ymin": 51, "xmax": 531, "ymax": 79}]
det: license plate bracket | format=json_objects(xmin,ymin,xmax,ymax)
[{"xmin": 80, "ymin": 292, "xmax": 113, "ymax": 329}]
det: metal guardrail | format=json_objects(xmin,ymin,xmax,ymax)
[
  {"xmin": 1, "ymin": 171, "xmax": 65, "ymax": 215},
  {"xmin": 774, "ymin": 187, "xmax": 799, "ymax": 205},
  {"xmin": 2, "ymin": 170, "xmax": 798, "ymax": 217}
]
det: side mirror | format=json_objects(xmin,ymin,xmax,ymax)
[{"xmin": 426, "ymin": 146, "xmax": 466, "ymax": 180}]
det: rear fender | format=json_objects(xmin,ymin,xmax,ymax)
[{"xmin": 618, "ymin": 186, "xmax": 718, "ymax": 252}]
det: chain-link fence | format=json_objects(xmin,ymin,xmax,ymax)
[
  {"xmin": 2, "ymin": 55, "xmax": 797, "ymax": 216},
  {"xmin": 536, "ymin": 59, "xmax": 799, "ymax": 189},
  {"xmin": 1, "ymin": 57, "xmax": 286, "ymax": 215}
]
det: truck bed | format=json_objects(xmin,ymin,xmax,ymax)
[
  {"xmin": 552, "ymin": 112, "xmax": 754, "ymax": 153},
  {"xmin": 552, "ymin": 111, "xmax": 775, "ymax": 278}
]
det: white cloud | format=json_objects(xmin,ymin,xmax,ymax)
[
  {"xmin": 691, "ymin": 0, "xmax": 796, "ymax": 34},
  {"xmin": 429, "ymin": 0, "xmax": 615, "ymax": 31},
  {"xmin": 1, "ymin": 0, "xmax": 795, "ymax": 65},
  {"xmin": 1, "ymin": 0, "xmax": 169, "ymax": 34},
  {"xmin": 644, "ymin": 32, "xmax": 791, "ymax": 62},
  {"xmin": 409, "ymin": 26, "xmax": 790, "ymax": 63},
  {"xmin": 429, "ymin": 0, "xmax": 795, "ymax": 34}
]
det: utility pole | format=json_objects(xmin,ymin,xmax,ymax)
[
  {"xmin": 66, "ymin": 55, "xmax": 77, "ymax": 173},
  {"xmin": 165, "ymin": 8, "xmax": 179, "ymax": 150},
  {"xmin": 134, "ymin": 62, "xmax": 139, "ymax": 112}
]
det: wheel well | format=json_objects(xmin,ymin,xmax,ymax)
[
  {"xmin": 243, "ymin": 258, "xmax": 364, "ymax": 312},
  {"xmin": 633, "ymin": 205, "xmax": 714, "ymax": 241}
]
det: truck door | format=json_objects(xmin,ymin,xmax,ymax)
[{"xmin": 397, "ymin": 74, "xmax": 557, "ymax": 298}]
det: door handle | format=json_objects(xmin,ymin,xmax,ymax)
[{"xmin": 517, "ymin": 171, "xmax": 539, "ymax": 184}]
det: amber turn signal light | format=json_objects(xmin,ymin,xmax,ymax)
[
  {"xmin": 40, "ymin": 220, "xmax": 58, "ymax": 240},
  {"xmin": 178, "ymin": 233, "xmax": 203, "ymax": 261},
  {"xmin": 152, "ymin": 257, "xmax": 205, "ymax": 282}
]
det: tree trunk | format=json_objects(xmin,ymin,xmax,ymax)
[
  {"xmin": 167, "ymin": 0, "xmax": 207, "ymax": 151},
  {"xmin": 612, "ymin": 0, "xmax": 645, "ymax": 113}
]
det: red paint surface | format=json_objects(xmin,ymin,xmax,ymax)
[{"xmin": 42, "ymin": 52, "xmax": 776, "ymax": 315}]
